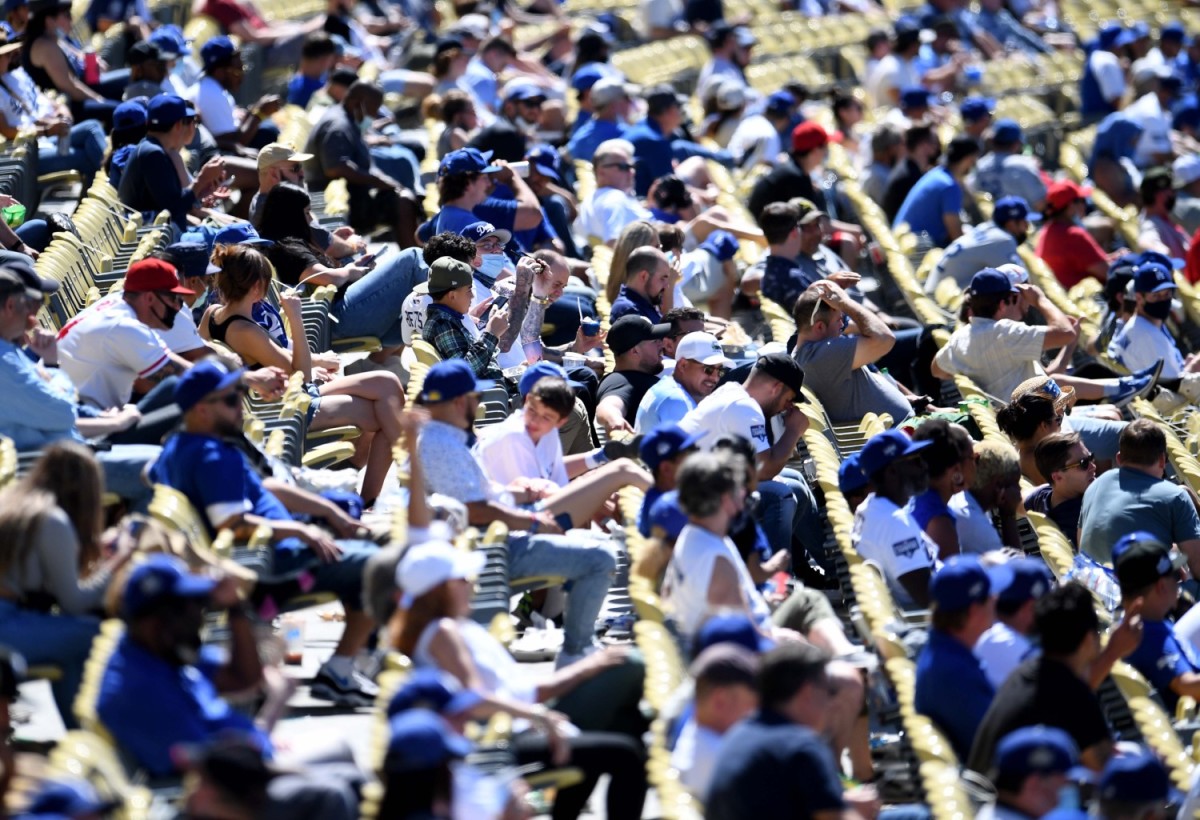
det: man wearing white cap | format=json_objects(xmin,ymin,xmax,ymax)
[
  {"xmin": 1172, "ymin": 154, "xmax": 1200, "ymax": 234},
  {"xmin": 635, "ymin": 331, "xmax": 731, "ymax": 432},
  {"xmin": 566, "ymin": 78, "xmax": 635, "ymax": 163}
]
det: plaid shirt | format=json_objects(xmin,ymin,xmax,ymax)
[{"xmin": 422, "ymin": 303, "xmax": 503, "ymax": 379}]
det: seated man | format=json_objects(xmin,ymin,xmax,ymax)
[
  {"xmin": 924, "ymin": 196, "xmax": 1037, "ymax": 296},
  {"xmin": 851, "ymin": 429, "xmax": 938, "ymax": 608},
  {"xmin": 596, "ymin": 315, "xmax": 668, "ymax": 435},
  {"xmin": 893, "ymin": 135, "xmax": 980, "ymax": 248},
  {"xmin": 575, "ymin": 138, "xmax": 652, "ymax": 246},
  {"xmin": 914, "ymin": 556, "xmax": 998, "ymax": 761},
  {"xmin": 149, "ymin": 360, "xmax": 380, "ymax": 705},
  {"xmin": 637, "ymin": 423, "xmax": 703, "ymax": 536},
  {"xmin": 610, "ymin": 247, "xmax": 672, "ymax": 324},
  {"xmin": 636, "ymin": 331, "xmax": 731, "ymax": 433},
  {"xmin": 188, "ymin": 37, "xmax": 282, "ymax": 152},
  {"xmin": 420, "ymin": 257, "xmax": 510, "ymax": 380},
  {"xmin": 1108, "ymin": 259, "xmax": 1200, "ymax": 379},
  {"xmin": 1024, "ymin": 432, "xmax": 1095, "ymax": 549},
  {"xmin": 1078, "ymin": 418, "xmax": 1200, "ymax": 566},
  {"xmin": 416, "ymin": 358, "xmax": 621, "ymax": 667},
  {"xmin": 974, "ymin": 558, "xmax": 1054, "ymax": 691},
  {"xmin": 984, "ymin": 727, "xmax": 1087, "ymax": 820}
]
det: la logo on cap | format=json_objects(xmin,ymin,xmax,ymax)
[
  {"xmin": 884, "ymin": 442, "xmax": 898, "ymax": 456},
  {"xmin": 140, "ymin": 575, "xmax": 162, "ymax": 595},
  {"xmin": 1029, "ymin": 748, "xmax": 1055, "ymax": 767},
  {"xmin": 657, "ymin": 442, "xmax": 671, "ymax": 456}
]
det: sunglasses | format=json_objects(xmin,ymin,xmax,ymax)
[
  {"xmin": 1052, "ymin": 413, "xmax": 1064, "ymax": 425},
  {"xmin": 602, "ymin": 162, "xmax": 635, "ymax": 171},
  {"xmin": 699, "ymin": 364, "xmax": 724, "ymax": 376},
  {"xmin": 1061, "ymin": 453, "xmax": 1095, "ymax": 472}
]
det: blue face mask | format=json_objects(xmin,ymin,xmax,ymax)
[{"xmin": 478, "ymin": 253, "xmax": 507, "ymax": 281}]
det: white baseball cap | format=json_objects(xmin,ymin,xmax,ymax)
[
  {"xmin": 996, "ymin": 262, "xmax": 1029, "ymax": 286},
  {"xmin": 675, "ymin": 331, "xmax": 734, "ymax": 367},
  {"xmin": 396, "ymin": 541, "xmax": 485, "ymax": 608},
  {"xmin": 1174, "ymin": 154, "xmax": 1200, "ymax": 188}
]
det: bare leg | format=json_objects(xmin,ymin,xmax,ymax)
[
  {"xmin": 826, "ymin": 660, "xmax": 872, "ymax": 782},
  {"xmin": 541, "ymin": 458, "xmax": 651, "ymax": 528},
  {"xmin": 807, "ymin": 617, "xmax": 857, "ymax": 657},
  {"xmin": 333, "ymin": 610, "xmax": 374, "ymax": 659}
]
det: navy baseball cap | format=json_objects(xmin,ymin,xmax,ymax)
[
  {"xmin": 930, "ymin": 555, "xmax": 998, "ymax": 611},
  {"xmin": 150, "ymin": 23, "xmax": 189, "ymax": 58},
  {"xmin": 994, "ymin": 726, "xmax": 1083, "ymax": 779},
  {"xmin": 992, "ymin": 118, "xmax": 1023, "ymax": 145},
  {"xmin": 970, "ymin": 267, "xmax": 1021, "ymax": 296},
  {"xmin": 214, "ymin": 222, "xmax": 273, "ymax": 247},
  {"xmin": 1137, "ymin": 249, "xmax": 1185, "ymax": 271},
  {"xmin": 993, "ymin": 196, "xmax": 1042, "ymax": 225},
  {"xmin": 838, "ymin": 452, "xmax": 869, "ymax": 494},
  {"xmin": 527, "ymin": 143, "xmax": 563, "ymax": 183},
  {"xmin": 2, "ymin": 0, "xmax": 25, "ymax": 11},
  {"xmin": 900, "ymin": 86, "xmax": 934, "ymax": 110},
  {"xmin": 458, "ymin": 219, "xmax": 512, "ymax": 247},
  {"xmin": 991, "ymin": 557, "xmax": 1053, "ymax": 604},
  {"xmin": 384, "ymin": 710, "xmax": 473, "ymax": 773},
  {"xmin": 571, "ymin": 63, "xmax": 606, "ymax": 93},
  {"xmin": 694, "ymin": 611, "xmax": 775, "ymax": 655},
  {"xmin": 174, "ymin": 358, "xmax": 244, "ymax": 414},
  {"xmin": 25, "ymin": 777, "xmax": 120, "ymax": 816},
  {"xmin": 166, "ymin": 241, "xmax": 221, "ymax": 279},
  {"xmin": 519, "ymin": 361, "xmax": 582, "ymax": 396},
  {"xmin": 112, "ymin": 99, "xmax": 148, "ymax": 132},
  {"xmin": 1099, "ymin": 748, "xmax": 1182, "ymax": 805},
  {"xmin": 502, "ymin": 79, "xmax": 546, "ymax": 104},
  {"xmin": 648, "ymin": 491, "xmax": 688, "ymax": 541},
  {"xmin": 1162, "ymin": 21, "xmax": 1190, "ymax": 42},
  {"xmin": 386, "ymin": 667, "xmax": 483, "ymax": 718},
  {"xmin": 146, "ymin": 94, "xmax": 196, "ymax": 130},
  {"xmin": 418, "ymin": 359, "xmax": 496, "ymax": 404},
  {"xmin": 859, "ymin": 429, "xmax": 932, "ymax": 477},
  {"xmin": 960, "ymin": 96, "xmax": 995, "ymax": 122},
  {"xmin": 1098, "ymin": 23, "xmax": 1137, "ymax": 49},
  {"xmin": 1174, "ymin": 100, "xmax": 1200, "ymax": 131},
  {"xmin": 639, "ymin": 423, "xmax": 704, "ymax": 471},
  {"xmin": 1133, "ymin": 261, "xmax": 1176, "ymax": 293},
  {"xmin": 699, "ymin": 229, "xmax": 739, "ymax": 262},
  {"xmin": 438, "ymin": 147, "xmax": 501, "ymax": 178},
  {"xmin": 122, "ymin": 554, "xmax": 218, "ymax": 618},
  {"xmin": 1113, "ymin": 531, "xmax": 1187, "ymax": 592},
  {"xmin": 765, "ymin": 89, "xmax": 796, "ymax": 114},
  {"xmin": 200, "ymin": 35, "xmax": 238, "ymax": 71}
]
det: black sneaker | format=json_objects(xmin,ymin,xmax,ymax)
[{"xmin": 310, "ymin": 662, "xmax": 379, "ymax": 708}]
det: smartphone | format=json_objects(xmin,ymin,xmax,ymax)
[
  {"xmin": 356, "ymin": 252, "xmax": 376, "ymax": 268},
  {"xmin": 482, "ymin": 294, "xmax": 508, "ymax": 322}
]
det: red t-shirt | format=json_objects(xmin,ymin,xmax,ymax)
[
  {"xmin": 200, "ymin": 0, "xmax": 265, "ymax": 31},
  {"xmin": 1184, "ymin": 226, "xmax": 1200, "ymax": 284},
  {"xmin": 1035, "ymin": 220, "xmax": 1108, "ymax": 289}
]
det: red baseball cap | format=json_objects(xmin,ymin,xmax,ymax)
[
  {"xmin": 1045, "ymin": 180, "xmax": 1092, "ymax": 211},
  {"xmin": 124, "ymin": 258, "xmax": 194, "ymax": 295},
  {"xmin": 791, "ymin": 121, "xmax": 829, "ymax": 154}
]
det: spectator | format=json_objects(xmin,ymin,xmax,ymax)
[
  {"xmin": 187, "ymin": 37, "xmax": 282, "ymax": 153},
  {"xmin": 960, "ymin": 96, "xmax": 995, "ymax": 140},
  {"xmin": 304, "ymin": 81, "xmax": 422, "ymax": 247},
  {"xmin": 1088, "ymin": 112, "xmax": 1144, "ymax": 209},
  {"xmin": 565, "ymin": 77, "xmax": 632, "ymax": 162},
  {"xmin": 974, "ymin": 0, "xmax": 1052, "ymax": 55},
  {"xmin": 1025, "ymin": 432, "xmax": 1094, "ymax": 548},
  {"xmin": 754, "ymin": 198, "xmax": 846, "ymax": 313},
  {"xmin": 248, "ymin": 142, "xmax": 312, "ymax": 225},
  {"xmin": 610, "ymin": 246, "xmax": 672, "ymax": 323},
  {"xmin": 122, "ymin": 39, "xmax": 167, "ymax": 99},
  {"xmin": 925, "ymin": 196, "xmax": 1035, "ymax": 295},
  {"xmin": 425, "ymin": 146, "xmax": 542, "ymax": 244},
  {"xmin": 196, "ymin": 0, "xmax": 323, "ymax": 70},
  {"xmin": 1097, "ymin": 749, "xmax": 1179, "ymax": 820},
  {"xmin": 982, "ymin": 727, "xmax": 1086, "ymax": 820},
  {"xmin": 882, "ymin": 124, "xmax": 942, "ymax": 223},
  {"xmin": 975, "ymin": 558, "xmax": 1054, "ymax": 690},
  {"xmin": 287, "ymin": 33, "xmax": 338, "ymax": 108},
  {"xmin": 726, "ymin": 89, "xmax": 795, "ymax": 170},
  {"xmin": 972, "ymin": 122, "xmax": 1047, "ymax": 210},
  {"xmin": 910, "ymin": 418, "xmax": 976, "ymax": 560},
  {"xmin": 429, "ymin": 88, "xmax": 478, "ymax": 159},
  {"xmin": 1124, "ymin": 67, "xmax": 1180, "ymax": 168},
  {"xmin": 524, "ymin": 144, "xmax": 582, "ymax": 258},
  {"xmin": 469, "ymin": 79, "xmax": 544, "ymax": 162},
  {"xmin": 460, "ymin": 35, "xmax": 517, "ymax": 116},
  {"xmin": 105, "ymin": 99, "xmax": 147, "ymax": 188},
  {"xmin": 420, "ymin": 257, "xmax": 510, "ymax": 379},
  {"xmin": 915, "ymin": 556, "xmax": 998, "ymax": 760},
  {"xmin": 636, "ymin": 330, "xmax": 731, "ymax": 432},
  {"xmin": 697, "ymin": 21, "xmax": 754, "ymax": 101},
  {"xmin": 1138, "ymin": 166, "xmax": 1190, "ymax": 259},
  {"xmin": 1107, "ymin": 259, "xmax": 1200, "ymax": 379},
  {"xmin": 865, "ymin": 20, "xmax": 922, "ymax": 107},
  {"xmin": 852, "ymin": 429, "xmax": 938, "ymax": 608},
  {"xmin": 1080, "ymin": 24, "xmax": 1133, "ymax": 121},
  {"xmin": 893, "ymin": 134, "xmax": 980, "ymax": 247},
  {"xmin": 637, "ymin": 423, "xmax": 703, "ymax": 535},
  {"xmin": 747, "ymin": 121, "xmax": 827, "ymax": 223},
  {"xmin": 859, "ymin": 123, "xmax": 904, "ymax": 207},
  {"xmin": 1078, "ymin": 418, "xmax": 1200, "ymax": 566},
  {"xmin": 596, "ymin": 314, "xmax": 668, "ymax": 433},
  {"xmin": 839, "ymin": 452, "xmax": 871, "ymax": 512},
  {"xmin": 576, "ymin": 138, "xmax": 653, "ymax": 245},
  {"xmin": 625, "ymin": 85, "xmax": 729, "ymax": 198},
  {"xmin": 21, "ymin": 0, "xmax": 121, "ymax": 124},
  {"xmin": 1035, "ymin": 181, "xmax": 1112, "ymax": 288},
  {"xmin": 951, "ymin": 439, "xmax": 1023, "ymax": 554},
  {"xmin": 791, "ymin": 280, "xmax": 911, "ymax": 425}
]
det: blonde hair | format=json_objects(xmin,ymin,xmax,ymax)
[
  {"xmin": 971, "ymin": 439, "xmax": 1021, "ymax": 493},
  {"xmin": 606, "ymin": 220, "xmax": 659, "ymax": 303}
]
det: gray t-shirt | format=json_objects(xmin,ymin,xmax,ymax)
[
  {"xmin": 971, "ymin": 151, "xmax": 1047, "ymax": 208},
  {"xmin": 1174, "ymin": 193, "xmax": 1200, "ymax": 237},
  {"xmin": 1078, "ymin": 467, "xmax": 1200, "ymax": 563},
  {"xmin": 793, "ymin": 334, "xmax": 912, "ymax": 425},
  {"xmin": 926, "ymin": 222, "xmax": 1023, "ymax": 295}
]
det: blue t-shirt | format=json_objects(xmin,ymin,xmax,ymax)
[
  {"xmin": 1124, "ymin": 618, "xmax": 1199, "ymax": 712},
  {"xmin": 149, "ymin": 432, "xmax": 304, "ymax": 552},
  {"xmin": 623, "ymin": 117, "xmax": 676, "ymax": 197},
  {"xmin": 610, "ymin": 284, "xmax": 662, "ymax": 323},
  {"xmin": 910, "ymin": 488, "xmax": 954, "ymax": 531},
  {"xmin": 638, "ymin": 486, "xmax": 665, "ymax": 537},
  {"xmin": 915, "ymin": 628, "xmax": 996, "ymax": 761},
  {"xmin": 566, "ymin": 117, "xmax": 627, "ymax": 163},
  {"xmin": 892, "ymin": 166, "xmax": 964, "ymax": 248},
  {"xmin": 423, "ymin": 200, "xmax": 521, "ymax": 245},
  {"xmin": 97, "ymin": 636, "xmax": 271, "ymax": 777},
  {"xmin": 287, "ymin": 73, "xmax": 327, "ymax": 108}
]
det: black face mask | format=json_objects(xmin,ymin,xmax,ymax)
[
  {"xmin": 1166, "ymin": 194, "xmax": 1178, "ymax": 211},
  {"xmin": 1144, "ymin": 299, "xmax": 1172, "ymax": 320},
  {"xmin": 155, "ymin": 294, "xmax": 180, "ymax": 328}
]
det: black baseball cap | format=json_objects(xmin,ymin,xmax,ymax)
[
  {"xmin": 608, "ymin": 315, "xmax": 671, "ymax": 355},
  {"xmin": 752, "ymin": 352, "xmax": 807, "ymax": 400},
  {"xmin": 0, "ymin": 258, "xmax": 57, "ymax": 299}
]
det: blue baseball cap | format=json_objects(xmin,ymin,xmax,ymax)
[
  {"xmin": 1133, "ymin": 260, "xmax": 1176, "ymax": 293},
  {"xmin": 900, "ymin": 86, "xmax": 934, "ymax": 110},
  {"xmin": 200, "ymin": 35, "xmax": 238, "ymax": 71},
  {"xmin": 518, "ymin": 361, "xmax": 583, "ymax": 396},
  {"xmin": 122, "ymin": 554, "xmax": 218, "ymax": 618},
  {"xmin": 960, "ymin": 96, "xmax": 995, "ymax": 122},
  {"xmin": 859, "ymin": 429, "xmax": 932, "ymax": 477},
  {"xmin": 384, "ymin": 710, "xmax": 473, "ymax": 773},
  {"xmin": 570, "ymin": 63, "xmax": 606, "ymax": 93},
  {"xmin": 418, "ymin": 359, "xmax": 496, "ymax": 403},
  {"xmin": 112, "ymin": 99, "xmax": 148, "ymax": 132},
  {"xmin": 438, "ymin": 147, "xmax": 502, "ymax": 178},
  {"xmin": 1174, "ymin": 100, "xmax": 1200, "ymax": 131},
  {"xmin": 993, "ymin": 196, "xmax": 1042, "ymax": 225},
  {"xmin": 1130, "ymin": 20, "xmax": 1151, "ymax": 39},
  {"xmin": 990, "ymin": 557, "xmax": 1054, "ymax": 604},
  {"xmin": 1098, "ymin": 23, "xmax": 1137, "ymax": 49},
  {"xmin": 699, "ymin": 229, "xmax": 740, "ymax": 262},
  {"xmin": 526, "ymin": 143, "xmax": 563, "ymax": 183},
  {"xmin": 458, "ymin": 219, "xmax": 512, "ymax": 247},
  {"xmin": 25, "ymin": 777, "xmax": 120, "ymax": 816},
  {"xmin": 992, "ymin": 117, "xmax": 1023, "ymax": 145},
  {"xmin": 2, "ymin": 0, "xmax": 25, "ymax": 11},
  {"xmin": 1113, "ymin": 531, "xmax": 1186, "ymax": 592},
  {"xmin": 1137, "ymin": 249, "xmax": 1185, "ymax": 270},
  {"xmin": 174, "ymin": 358, "xmax": 244, "ymax": 414},
  {"xmin": 386, "ymin": 668, "xmax": 483, "ymax": 718},
  {"xmin": 502, "ymin": 79, "xmax": 546, "ymax": 104},
  {"xmin": 970, "ymin": 266, "xmax": 1021, "ymax": 296},
  {"xmin": 838, "ymin": 452, "xmax": 869, "ymax": 494},
  {"xmin": 146, "ymin": 94, "xmax": 196, "ymax": 130},
  {"xmin": 765, "ymin": 89, "xmax": 796, "ymax": 114},
  {"xmin": 214, "ymin": 222, "xmax": 273, "ymax": 247},
  {"xmin": 1099, "ymin": 748, "xmax": 1182, "ymax": 805},
  {"xmin": 994, "ymin": 726, "xmax": 1083, "ymax": 779},
  {"xmin": 639, "ymin": 423, "xmax": 704, "ymax": 472},
  {"xmin": 930, "ymin": 555, "xmax": 999, "ymax": 611},
  {"xmin": 694, "ymin": 611, "xmax": 775, "ymax": 655},
  {"xmin": 149, "ymin": 23, "xmax": 189, "ymax": 58},
  {"xmin": 648, "ymin": 491, "xmax": 688, "ymax": 541},
  {"xmin": 166, "ymin": 241, "xmax": 221, "ymax": 280}
]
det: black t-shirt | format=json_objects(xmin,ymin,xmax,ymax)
[
  {"xmin": 967, "ymin": 656, "xmax": 1110, "ymax": 775},
  {"xmin": 469, "ymin": 118, "xmax": 528, "ymax": 163},
  {"xmin": 882, "ymin": 158, "xmax": 925, "ymax": 222},
  {"xmin": 1023, "ymin": 485, "xmax": 1083, "ymax": 548},
  {"xmin": 267, "ymin": 238, "xmax": 332, "ymax": 288},
  {"xmin": 747, "ymin": 159, "xmax": 818, "ymax": 226},
  {"xmin": 597, "ymin": 370, "xmax": 660, "ymax": 425}
]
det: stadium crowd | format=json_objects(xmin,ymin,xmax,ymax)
[{"xmin": 7, "ymin": 0, "xmax": 1200, "ymax": 817}]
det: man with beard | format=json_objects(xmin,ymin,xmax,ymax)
[
  {"xmin": 636, "ymin": 331, "xmax": 733, "ymax": 432},
  {"xmin": 924, "ymin": 197, "xmax": 1038, "ymax": 295},
  {"xmin": 1108, "ymin": 259, "xmax": 1200, "ymax": 378},
  {"xmin": 469, "ymin": 80, "xmax": 545, "ymax": 163},
  {"xmin": 596, "ymin": 315, "xmax": 670, "ymax": 434},
  {"xmin": 851, "ymin": 429, "xmax": 939, "ymax": 608},
  {"xmin": 188, "ymin": 36, "xmax": 282, "ymax": 151},
  {"xmin": 611, "ymin": 247, "xmax": 673, "ymax": 323}
]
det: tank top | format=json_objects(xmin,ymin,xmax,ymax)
[{"xmin": 206, "ymin": 311, "xmax": 263, "ymax": 368}]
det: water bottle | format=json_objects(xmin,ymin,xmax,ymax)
[
  {"xmin": 83, "ymin": 52, "xmax": 99, "ymax": 86},
  {"xmin": 56, "ymin": 121, "xmax": 69, "ymax": 156}
]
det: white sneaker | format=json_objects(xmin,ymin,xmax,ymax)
[
  {"xmin": 510, "ymin": 625, "xmax": 564, "ymax": 661},
  {"xmin": 555, "ymin": 641, "xmax": 603, "ymax": 670}
]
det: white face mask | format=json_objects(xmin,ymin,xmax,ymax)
[
  {"xmin": 358, "ymin": 116, "xmax": 372, "ymax": 136},
  {"xmin": 478, "ymin": 253, "xmax": 507, "ymax": 280}
]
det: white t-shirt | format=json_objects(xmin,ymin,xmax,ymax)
[
  {"xmin": 865, "ymin": 54, "xmax": 921, "ymax": 108},
  {"xmin": 950, "ymin": 490, "xmax": 1004, "ymax": 554},
  {"xmin": 576, "ymin": 187, "xmax": 653, "ymax": 244},
  {"xmin": 474, "ymin": 410, "xmax": 569, "ymax": 488},
  {"xmin": 1124, "ymin": 91, "xmax": 1173, "ymax": 167},
  {"xmin": 932, "ymin": 317, "xmax": 1048, "ymax": 401},
  {"xmin": 851, "ymin": 492, "xmax": 938, "ymax": 609},
  {"xmin": 1107, "ymin": 314, "xmax": 1186, "ymax": 379},
  {"xmin": 401, "ymin": 292, "xmax": 480, "ymax": 346},
  {"xmin": 726, "ymin": 115, "xmax": 781, "ymax": 169},
  {"xmin": 1087, "ymin": 50, "xmax": 1126, "ymax": 106},
  {"xmin": 189, "ymin": 76, "xmax": 237, "ymax": 136},
  {"xmin": 57, "ymin": 298, "xmax": 171, "ymax": 409},
  {"xmin": 679, "ymin": 382, "xmax": 769, "ymax": 453},
  {"xmin": 90, "ymin": 292, "xmax": 205, "ymax": 355},
  {"xmin": 635, "ymin": 374, "xmax": 698, "ymax": 433},
  {"xmin": 664, "ymin": 523, "xmax": 773, "ymax": 640},
  {"xmin": 671, "ymin": 717, "xmax": 725, "ymax": 799},
  {"xmin": 974, "ymin": 621, "xmax": 1036, "ymax": 690}
]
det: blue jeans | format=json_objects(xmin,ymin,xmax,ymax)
[
  {"xmin": 331, "ymin": 247, "xmax": 427, "ymax": 347},
  {"xmin": 39, "ymin": 120, "xmax": 107, "ymax": 186},
  {"xmin": 108, "ymin": 376, "xmax": 181, "ymax": 445},
  {"xmin": 1068, "ymin": 414, "xmax": 1127, "ymax": 462},
  {"xmin": 756, "ymin": 467, "xmax": 825, "ymax": 566},
  {"xmin": 14, "ymin": 219, "xmax": 50, "ymax": 252},
  {"xmin": 97, "ymin": 444, "xmax": 159, "ymax": 510},
  {"xmin": 0, "ymin": 598, "xmax": 99, "ymax": 727},
  {"xmin": 509, "ymin": 532, "xmax": 618, "ymax": 655},
  {"xmin": 274, "ymin": 538, "xmax": 377, "ymax": 611}
]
